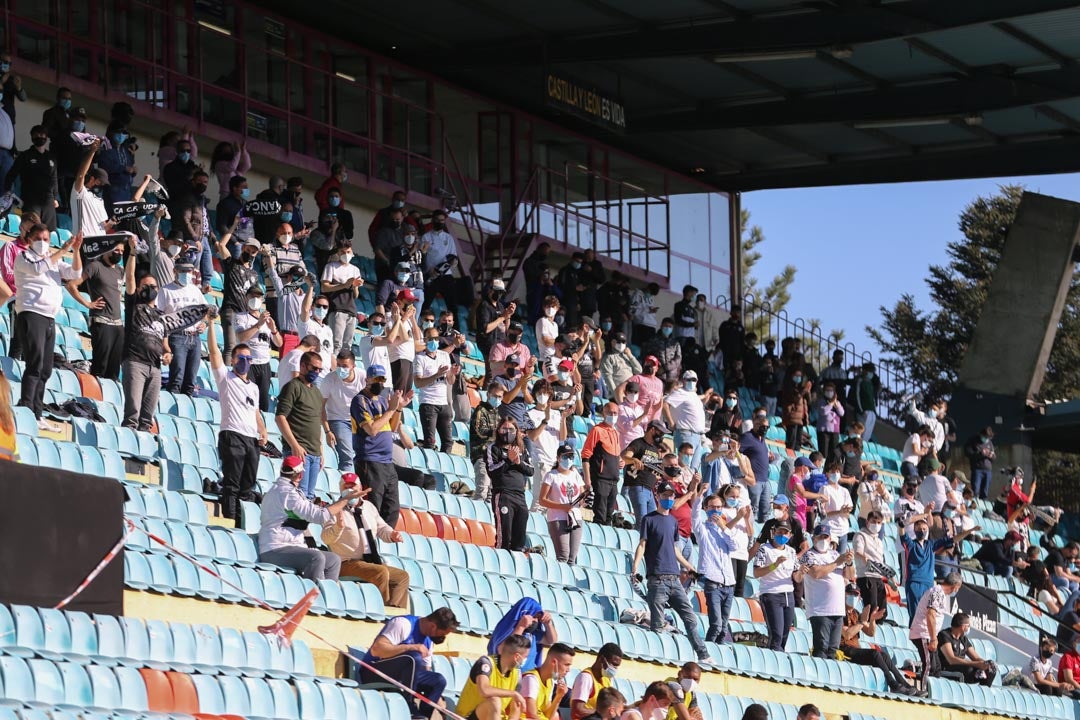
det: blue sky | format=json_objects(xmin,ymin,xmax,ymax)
[{"xmin": 743, "ymin": 173, "xmax": 1080, "ymax": 360}]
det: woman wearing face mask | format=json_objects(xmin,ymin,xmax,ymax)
[
  {"xmin": 157, "ymin": 260, "xmax": 208, "ymax": 396},
  {"xmin": 708, "ymin": 391, "xmax": 742, "ymax": 437},
  {"xmin": 486, "ymin": 419, "xmax": 534, "ymax": 552},
  {"xmin": 779, "ymin": 368, "xmax": 810, "ymax": 451},
  {"xmin": 619, "ymin": 682, "xmax": 674, "ymax": 720},
  {"xmin": 536, "ymin": 295, "xmax": 561, "ymax": 363},
  {"xmin": 614, "ymin": 381, "xmax": 654, "ymax": 452},
  {"xmin": 753, "ymin": 520, "xmax": 803, "ymax": 651},
  {"xmin": 819, "ymin": 460, "xmax": 854, "ymax": 553},
  {"xmin": 528, "ymin": 379, "xmax": 568, "ymax": 509},
  {"xmin": 96, "ymin": 121, "xmax": 135, "ymax": 204},
  {"xmin": 13, "ymin": 226, "xmax": 84, "ymax": 426},
  {"xmin": 624, "ymin": 356, "xmax": 664, "ymax": 422},
  {"xmin": 234, "ymin": 283, "xmax": 281, "ymax": 410}
]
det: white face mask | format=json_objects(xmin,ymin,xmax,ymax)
[
  {"xmin": 166, "ymin": 244, "xmax": 182, "ymax": 257},
  {"xmin": 773, "ymin": 509, "xmax": 785, "ymax": 520},
  {"xmin": 545, "ymin": 307, "xmax": 557, "ymax": 318},
  {"xmin": 32, "ymin": 240, "xmax": 50, "ymax": 256},
  {"xmin": 614, "ymin": 343, "xmax": 626, "ymax": 353},
  {"xmin": 248, "ymin": 298, "xmax": 263, "ymax": 311},
  {"xmin": 828, "ymin": 472, "xmax": 841, "ymax": 485},
  {"xmin": 280, "ymin": 234, "xmax": 293, "ymax": 245},
  {"xmin": 625, "ymin": 393, "xmax": 638, "ymax": 404},
  {"xmin": 680, "ymin": 677, "xmax": 697, "ymax": 693},
  {"xmin": 814, "ymin": 539, "xmax": 830, "ymax": 553},
  {"xmin": 867, "ymin": 522, "xmax": 882, "ymax": 534},
  {"xmin": 535, "ymin": 393, "xmax": 549, "ymax": 406}
]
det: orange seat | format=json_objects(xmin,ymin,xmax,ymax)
[
  {"xmin": 139, "ymin": 668, "xmax": 175, "ymax": 712},
  {"xmin": 448, "ymin": 516, "xmax": 471, "ymax": 544},
  {"xmin": 398, "ymin": 508, "xmax": 421, "ymax": 536},
  {"xmin": 416, "ymin": 511, "xmax": 439, "ymax": 538},
  {"xmin": 167, "ymin": 671, "xmax": 200, "ymax": 715},
  {"xmin": 433, "ymin": 514, "xmax": 454, "ymax": 541},
  {"xmin": 464, "ymin": 519, "xmax": 485, "ymax": 545},
  {"xmin": 477, "ymin": 522, "xmax": 496, "ymax": 547},
  {"xmin": 692, "ymin": 590, "xmax": 707, "ymax": 614},
  {"xmin": 77, "ymin": 371, "xmax": 103, "ymax": 401},
  {"xmin": 747, "ymin": 598, "xmax": 765, "ymax": 624}
]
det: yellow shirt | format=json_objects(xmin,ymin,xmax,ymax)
[
  {"xmin": 522, "ymin": 669, "xmax": 555, "ymax": 716},
  {"xmin": 0, "ymin": 422, "xmax": 17, "ymax": 462},
  {"xmin": 578, "ymin": 669, "xmax": 611, "ymax": 713},
  {"xmin": 456, "ymin": 654, "xmax": 521, "ymax": 719}
]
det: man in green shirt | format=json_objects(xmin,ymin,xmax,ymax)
[{"xmin": 276, "ymin": 350, "xmax": 329, "ymax": 499}]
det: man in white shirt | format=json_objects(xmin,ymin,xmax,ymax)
[
  {"xmin": 299, "ymin": 292, "xmax": 335, "ymax": 377},
  {"xmin": 853, "ymin": 510, "xmax": 888, "ymax": 629},
  {"xmin": 234, "ymin": 284, "xmax": 282, "ymax": 411},
  {"xmin": 322, "ymin": 349, "xmax": 366, "ymax": 471},
  {"xmin": 527, "ymin": 378, "xmax": 567, "ymax": 511},
  {"xmin": 320, "ymin": 240, "xmax": 363, "ymax": 353},
  {"xmin": 420, "ymin": 208, "xmax": 456, "ymax": 273},
  {"xmin": 414, "ymin": 325, "xmax": 458, "ymax": 453},
  {"xmin": 919, "ymin": 457, "xmax": 952, "ymax": 510},
  {"xmin": 207, "ymin": 311, "xmax": 269, "ymax": 523},
  {"xmin": 357, "ymin": 310, "xmax": 395, "ymax": 392},
  {"xmin": 801, "ymin": 524, "xmax": 854, "ymax": 659},
  {"xmin": 820, "ymin": 463, "xmax": 855, "ymax": 552},
  {"xmin": 279, "ymin": 334, "xmax": 319, "ymax": 389},
  {"xmin": 910, "ymin": 398, "xmax": 946, "ymax": 457},
  {"xmin": 157, "ymin": 260, "xmax": 206, "ymax": 396},
  {"xmin": 536, "ymin": 295, "xmax": 559, "ymax": 363},
  {"xmin": 323, "ymin": 472, "xmax": 409, "ymax": 607},
  {"xmin": 908, "ymin": 572, "xmax": 963, "ymax": 688},
  {"xmin": 70, "ymin": 139, "xmax": 112, "ymax": 237},
  {"xmin": 14, "ymin": 225, "xmax": 83, "ymax": 426},
  {"xmin": 257, "ymin": 456, "xmax": 360, "ymax": 580},
  {"xmin": 663, "ymin": 370, "xmax": 710, "ymax": 462}
]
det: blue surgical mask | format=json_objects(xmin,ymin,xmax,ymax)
[
  {"xmin": 489, "ymin": 397, "xmax": 502, "ymax": 409},
  {"xmin": 421, "ymin": 321, "xmax": 434, "ymax": 330},
  {"xmin": 426, "ymin": 340, "xmax": 439, "ymax": 353},
  {"xmin": 280, "ymin": 211, "xmax": 293, "ymax": 222},
  {"xmin": 177, "ymin": 272, "xmax": 191, "ymax": 286},
  {"xmin": 313, "ymin": 307, "xmax": 328, "ymax": 321},
  {"xmin": 659, "ymin": 498, "xmax": 675, "ymax": 511},
  {"xmin": 233, "ymin": 356, "xmax": 252, "ymax": 375},
  {"xmin": 336, "ymin": 367, "xmax": 350, "ymax": 380},
  {"xmin": 661, "ymin": 327, "xmax": 673, "ymax": 338},
  {"xmin": 726, "ymin": 497, "xmax": 738, "ymax": 508},
  {"xmin": 828, "ymin": 472, "xmax": 841, "ymax": 485},
  {"xmin": 682, "ymin": 454, "xmax": 694, "ymax": 466},
  {"xmin": 240, "ymin": 188, "xmax": 251, "ymax": 200},
  {"xmin": 115, "ymin": 133, "xmax": 128, "ymax": 144},
  {"xmin": 0, "ymin": 63, "xmax": 10, "ymax": 73},
  {"xmin": 792, "ymin": 375, "xmax": 803, "ymax": 384},
  {"xmin": 725, "ymin": 398, "xmax": 736, "ymax": 408},
  {"xmin": 572, "ymin": 261, "xmax": 581, "ymax": 270},
  {"xmin": 304, "ymin": 368, "xmax": 320, "ymax": 383},
  {"xmin": 72, "ymin": 120, "xmax": 86, "ymax": 132},
  {"xmin": 371, "ymin": 324, "xmax": 385, "ymax": 337},
  {"xmin": 178, "ymin": 151, "xmax": 191, "ymax": 163},
  {"xmin": 329, "ymin": 196, "xmax": 341, "ymax": 207},
  {"xmin": 684, "ymin": 381, "xmax": 695, "ymax": 391},
  {"xmin": 706, "ymin": 509, "xmax": 723, "ymax": 519},
  {"xmin": 559, "ymin": 456, "xmax": 574, "ymax": 470},
  {"xmin": 601, "ymin": 322, "xmax": 612, "ymax": 332},
  {"xmin": 774, "ymin": 535, "xmax": 790, "ymax": 546},
  {"xmin": 60, "ymin": 98, "xmax": 72, "ymax": 110},
  {"xmin": 397, "ymin": 273, "xmax": 410, "ymax": 283}
]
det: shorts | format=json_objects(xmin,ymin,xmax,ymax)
[{"xmin": 857, "ymin": 576, "xmax": 886, "ymax": 609}]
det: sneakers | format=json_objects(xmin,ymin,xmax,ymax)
[
  {"xmin": 36, "ymin": 418, "xmax": 61, "ymax": 433},
  {"xmin": 697, "ymin": 653, "xmax": 716, "ymax": 666}
]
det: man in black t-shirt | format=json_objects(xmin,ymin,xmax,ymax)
[
  {"xmin": 69, "ymin": 238, "xmax": 126, "ymax": 380},
  {"xmin": 937, "ymin": 613, "xmax": 996, "ymax": 685},
  {"xmin": 622, "ymin": 421, "xmax": 668, "ymax": 529},
  {"xmin": 216, "ymin": 235, "xmax": 261, "ymax": 361},
  {"xmin": 475, "ymin": 280, "xmax": 513, "ymax": 374}
]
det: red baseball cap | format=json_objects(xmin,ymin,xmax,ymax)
[
  {"xmin": 643, "ymin": 355, "xmax": 660, "ymax": 367},
  {"xmin": 281, "ymin": 456, "xmax": 304, "ymax": 475},
  {"xmin": 341, "ymin": 472, "xmax": 359, "ymax": 486},
  {"xmin": 399, "ymin": 288, "xmax": 419, "ymax": 304},
  {"xmin": 558, "ymin": 358, "xmax": 575, "ymax": 371}
]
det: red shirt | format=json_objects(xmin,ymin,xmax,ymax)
[
  {"xmin": 1059, "ymin": 650, "xmax": 1080, "ymax": 682},
  {"xmin": 1006, "ymin": 481, "xmax": 1030, "ymax": 519},
  {"xmin": 670, "ymin": 478, "xmax": 692, "ymax": 538}
]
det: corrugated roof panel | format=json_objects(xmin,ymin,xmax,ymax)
[
  {"xmin": 843, "ymin": 40, "xmax": 959, "ymax": 81},
  {"xmin": 738, "ymin": 57, "xmax": 863, "ymax": 92},
  {"xmin": 980, "ymin": 106, "xmax": 1068, "ymax": 136},
  {"xmin": 776, "ymin": 123, "xmax": 893, "ymax": 156},
  {"xmin": 614, "ymin": 57, "xmax": 768, "ymax": 101},
  {"xmin": 1012, "ymin": 7, "xmax": 1080, "ymax": 47},
  {"xmin": 914, "ymin": 25, "xmax": 1051, "ymax": 68}
]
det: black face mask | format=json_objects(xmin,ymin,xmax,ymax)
[
  {"xmin": 433, "ymin": 221, "xmax": 445, "ymax": 230},
  {"xmin": 643, "ymin": 366, "xmax": 656, "ymax": 376},
  {"xmin": 138, "ymin": 286, "xmax": 158, "ymax": 303},
  {"xmin": 31, "ymin": 137, "xmax": 46, "ymax": 148},
  {"xmin": 193, "ymin": 183, "xmax": 208, "ymax": 194},
  {"xmin": 241, "ymin": 253, "xmax": 255, "ymax": 265},
  {"xmin": 505, "ymin": 367, "xmax": 518, "ymax": 378},
  {"xmin": 1042, "ymin": 649, "xmax": 1055, "ymax": 660},
  {"xmin": 430, "ymin": 635, "xmax": 446, "ymax": 645},
  {"xmin": 508, "ymin": 333, "xmax": 521, "ymax": 344},
  {"xmin": 439, "ymin": 322, "xmax": 453, "ymax": 333},
  {"xmin": 105, "ymin": 251, "xmax": 123, "ymax": 265},
  {"xmin": 664, "ymin": 466, "xmax": 681, "ymax": 477},
  {"xmin": 491, "ymin": 290, "xmax": 504, "ymax": 302},
  {"xmin": 753, "ymin": 424, "xmax": 768, "ymax": 436},
  {"xmin": 369, "ymin": 382, "xmax": 384, "ymax": 396}
]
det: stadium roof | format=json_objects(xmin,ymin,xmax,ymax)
[{"xmin": 274, "ymin": 0, "xmax": 1080, "ymax": 191}]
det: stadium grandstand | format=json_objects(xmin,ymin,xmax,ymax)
[{"xmin": 0, "ymin": 2, "xmax": 1079, "ymax": 720}]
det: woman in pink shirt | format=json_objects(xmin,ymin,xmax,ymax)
[
  {"xmin": 211, "ymin": 140, "xmax": 251, "ymax": 199},
  {"xmin": 624, "ymin": 355, "xmax": 663, "ymax": 421}
]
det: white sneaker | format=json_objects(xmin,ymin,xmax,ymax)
[
  {"xmin": 697, "ymin": 653, "xmax": 716, "ymax": 666},
  {"xmin": 36, "ymin": 418, "xmax": 60, "ymax": 433}
]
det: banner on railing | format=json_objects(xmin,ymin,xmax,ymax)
[
  {"xmin": 545, "ymin": 72, "xmax": 626, "ymax": 133},
  {"xmin": 953, "ymin": 585, "xmax": 998, "ymax": 636}
]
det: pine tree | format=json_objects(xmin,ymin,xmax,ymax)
[{"xmin": 871, "ymin": 185, "xmax": 1080, "ymax": 508}]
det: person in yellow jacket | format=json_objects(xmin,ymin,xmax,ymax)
[
  {"xmin": 520, "ymin": 642, "xmax": 576, "ymax": 720},
  {"xmin": 664, "ymin": 662, "xmax": 703, "ymax": 720},
  {"xmin": 569, "ymin": 642, "xmax": 623, "ymax": 720},
  {"xmin": 456, "ymin": 634, "xmax": 532, "ymax": 720}
]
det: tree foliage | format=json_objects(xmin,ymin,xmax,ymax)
[{"xmin": 871, "ymin": 185, "xmax": 1080, "ymax": 507}]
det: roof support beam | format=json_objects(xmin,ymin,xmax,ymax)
[
  {"xmin": 992, "ymin": 22, "xmax": 1075, "ymax": 68},
  {"xmin": 432, "ymin": 0, "xmax": 1080, "ymax": 65},
  {"xmin": 629, "ymin": 65, "xmax": 1080, "ymax": 132}
]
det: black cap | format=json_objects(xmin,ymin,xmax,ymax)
[
  {"xmin": 612, "ymin": 331, "xmax": 627, "ymax": 343},
  {"xmin": 557, "ymin": 443, "xmax": 575, "ymax": 457},
  {"xmin": 625, "ymin": 380, "xmax": 640, "ymax": 393},
  {"xmin": 509, "ymin": 321, "xmax": 523, "ymax": 333},
  {"xmin": 655, "ymin": 480, "xmax": 676, "ymax": 495},
  {"xmin": 89, "ymin": 167, "xmax": 110, "ymax": 185},
  {"xmin": 648, "ymin": 419, "xmax": 670, "ymax": 434}
]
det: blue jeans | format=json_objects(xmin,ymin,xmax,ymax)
[
  {"xmin": 646, "ymin": 575, "xmax": 707, "ymax": 657},
  {"xmin": 300, "ymin": 452, "xmax": 321, "ymax": 498},
  {"xmin": 1053, "ymin": 576, "xmax": 1080, "ymax": 594},
  {"xmin": 810, "ymin": 615, "xmax": 843, "ymax": 659},
  {"xmin": 747, "ymin": 476, "xmax": 773, "ymax": 523},
  {"xmin": 166, "ymin": 332, "xmax": 201, "ymax": 395},
  {"xmin": 359, "ymin": 655, "xmax": 446, "ymax": 719},
  {"xmin": 703, "ymin": 580, "xmax": 734, "ymax": 643},
  {"xmin": 624, "ymin": 485, "xmax": 656, "ymax": 532},
  {"xmin": 198, "ymin": 236, "xmax": 214, "ymax": 286},
  {"xmin": 761, "ymin": 591, "xmax": 794, "ymax": 651},
  {"xmin": 972, "ymin": 468, "xmax": 992, "ymax": 499},
  {"xmin": 328, "ymin": 419, "xmax": 353, "ymax": 472},
  {"xmin": 0, "ymin": 151, "xmax": 13, "ymax": 190}
]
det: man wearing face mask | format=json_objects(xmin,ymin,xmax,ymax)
[
  {"xmin": 521, "ymin": 642, "xmax": 576, "ymax": 720},
  {"xmin": 908, "ymin": 571, "xmax": 963, "ymax": 687},
  {"xmin": 161, "ymin": 136, "xmax": 198, "ymax": 202},
  {"xmin": 156, "ymin": 260, "xmax": 206, "ymax": 396},
  {"xmin": 419, "ymin": 208, "xmax": 455, "ymax": 273},
  {"xmin": 65, "ymin": 237, "xmax": 126, "ymax": 380},
  {"xmin": 600, "ymin": 331, "xmax": 641, "ymax": 397},
  {"xmin": 664, "ymin": 663, "xmax": 702, "ymax": 720},
  {"xmin": 373, "ymin": 206, "xmax": 406, "ymax": 285},
  {"xmin": 214, "ymin": 233, "xmax": 262, "ymax": 361},
  {"xmin": 487, "ymin": 419, "xmax": 534, "ymax": 552},
  {"xmin": 570, "ymin": 644, "xmax": 624, "ymax": 720},
  {"xmin": 393, "ymin": 230, "xmax": 425, "ymax": 309},
  {"xmin": 208, "ymin": 310, "xmax": 270, "ymax": 522},
  {"xmin": 376, "ymin": 260, "xmax": 415, "ymax": 313},
  {"xmin": 754, "ymin": 520, "xmax": 803, "ymax": 651},
  {"xmin": 215, "ymin": 175, "xmax": 249, "ymax": 237},
  {"xmin": 275, "ymin": 350, "xmax": 330, "ymax": 498},
  {"xmin": 415, "ymin": 326, "xmax": 459, "ymax": 453},
  {"xmin": 234, "ymin": 284, "xmax": 281, "ymax": 411},
  {"xmin": 633, "ymin": 479, "xmax": 713, "ymax": 664},
  {"xmin": 97, "ymin": 122, "xmax": 136, "ymax": 204},
  {"xmin": 70, "ymin": 140, "xmax": 113, "ymax": 237},
  {"xmin": 296, "ymin": 289, "xmax": 334, "ymax": 378},
  {"xmin": 556, "ymin": 252, "xmax": 586, "ymax": 328},
  {"xmin": 5, "ymin": 124, "xmax": 58, "ymax": 231},
  {"xmin": 672, "ymin": 284, "xmax": 699, "ymax": 347},
  {"xmin": 352, "ymin": 368, "xmax": 409, "ymax": 525},
  {"xmin": 470, "ymin": 383, "xmax": 505, "ymax": 502},
  {"xmin": 321, "ymin": 238, "xmax": 364, "ymax": 353},
  {"xmin": 801, "ymin": 525, "xmax": 855, "ymax": 659},
  {"xmin": 622, "ymin": 419, "xmax": 668, "ymax": 529},
  {"xmin": 320, "ymin": 350, "xmax": 366, "ymax": 472},
  {"xmin": 629, "ymin": 282, "xmax": 660, "ymax": 346},
  {"xmin": 663, "ymin": 370, "xmax": 710, "ymax": 464},
  {"xmin": 615, "ymin": 381, "xmax": 655, "ymax": 453},
  {"xmin": 266, "ymin": 222, "xmax": 304, "ymax": 325},
  {"xmin": 455, "ymin": 634, "xmax": 531, "ymax": 720},
  {"xmin": 356, "ymin": 311, "xmax": 394, "ymax": 391},
  {"xmin": 901, "ymin": 514, "xmax": 958, "ymax": 615},
  {"xmin": 477, "ymin": 279, "xmax": 514, "ymax": 371},
  {"xmin": 693, "ymin": 492, "xmax": 738, "ymax": 644},
  {"xmin": 820, "ymin": 460, "xmax": 854, "ymax": 553},
  {"xmin": 42, "ymin": 87, "xmax": 73, "ymax": 149},
  {"xmin": 521, "ymin": 242, "xmax": 550, "ymax": 311},
  {"xmin": 578, "ymin": 402, "xmax": 622, "ymax": 526},
  {"xmin": 528, "ymin": 379, "xmax": 569, "ymax": 507},
  {"xmin": 740, "ymin": 408, "xmax": 774, "ymax": 522},
  {"xmin": 490, "ymin": 321, "xmax": 532, "ymax": 377},
  {"xmin": 642, "ymin": 318, "xmax": 682, "ymax": 385}
]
